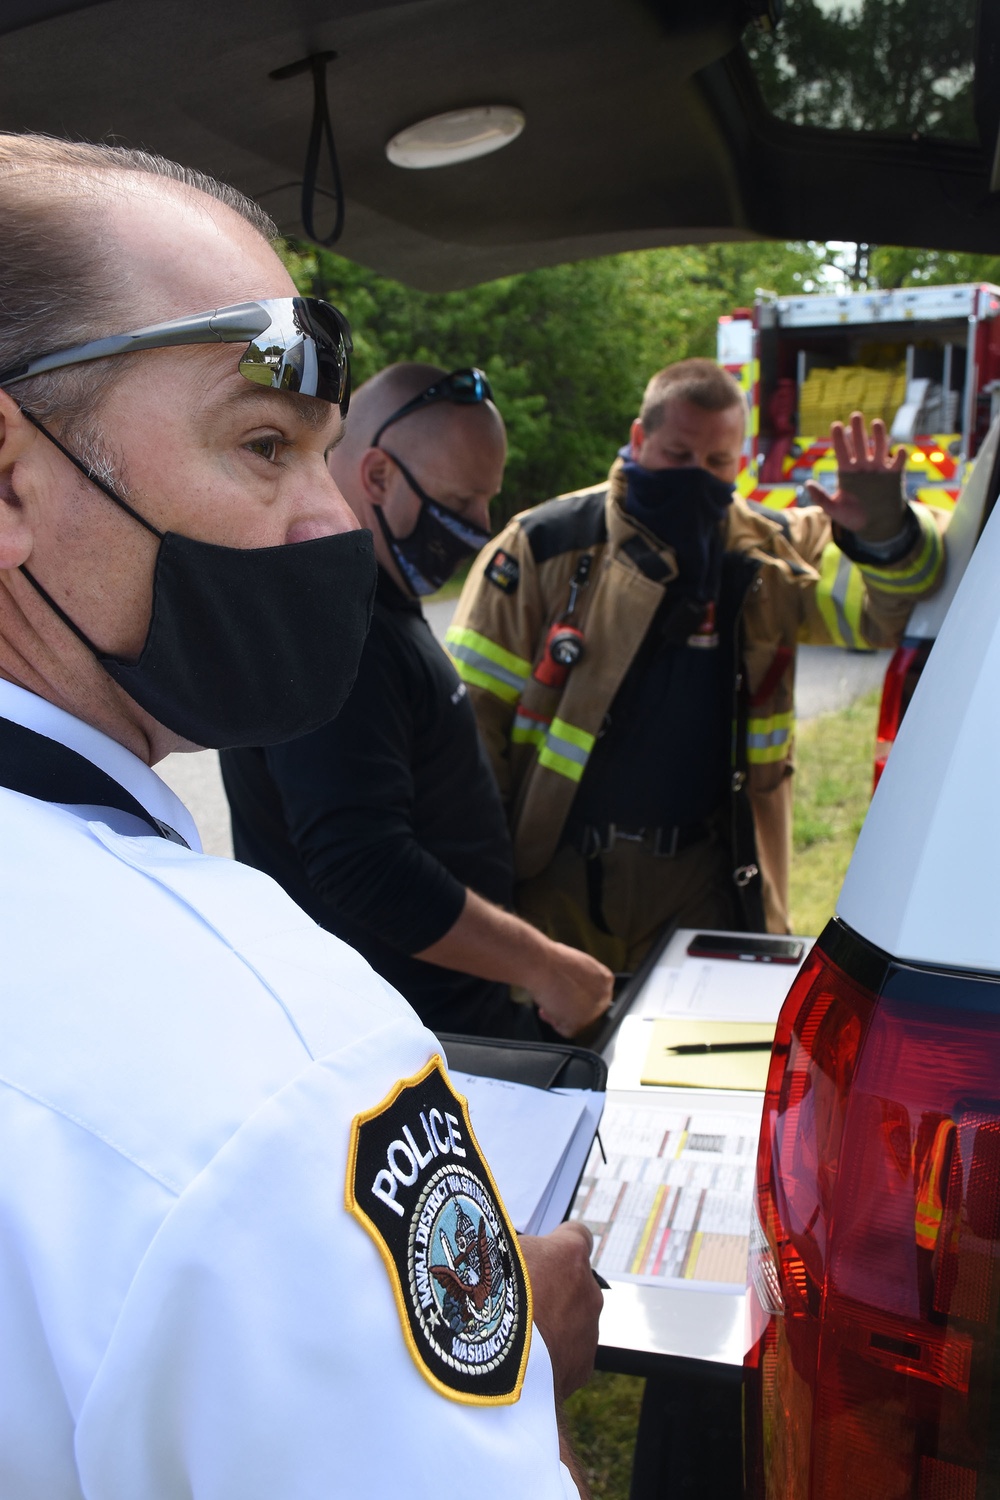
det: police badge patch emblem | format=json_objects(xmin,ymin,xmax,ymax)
[
  {"xmin": 346, "ymin": 1056, "xmax": 531, "ymax": 1404},
  {"xmin": 484, "ymin": 548, "xmax": 520, "ymax": 594}
]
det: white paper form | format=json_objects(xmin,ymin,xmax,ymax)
[
  {"xmin": 570, "ymin": 1094, "xmax": 760, "ymax": 1292},
  {"xmin": 452, "ymin": 1072, "xmax": 604, "ymax": 1236},
  {"xmin": 633, "ymin": 955, "xmax": 800, "ymax": 1022}
]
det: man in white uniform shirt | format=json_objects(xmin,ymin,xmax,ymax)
[{"xmin": 0, "ymin": 134, "xmax": 599, "ymax": 1498}]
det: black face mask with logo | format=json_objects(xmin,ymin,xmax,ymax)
[
  {"xmin": 373, "ymin": 500, "xmax": 489, "ymax": 597},
  {"xmin": 372, "ymin": 449, "xmax": 491, "ymax": 598},
  {"xmin": 20, "ymin": 414, "xmax": 377, "ymax": 749}
]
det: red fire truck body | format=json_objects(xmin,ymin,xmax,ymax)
[{"xmin": 718, "ymin": 283, "xmax": 1000, "ymax": 511}]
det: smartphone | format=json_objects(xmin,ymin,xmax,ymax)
[{"xmin": 686, "ymin": 933, "xmax": 805, "ymax": 964}]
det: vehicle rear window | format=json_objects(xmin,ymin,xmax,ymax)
[{"xmin": 743, "ymin": 0, "xmax": 978, "ymax": 144}]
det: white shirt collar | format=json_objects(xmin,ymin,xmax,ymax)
[{"xmin": 0, "ymin": 679, "xmax": 201, "ymax": 852}]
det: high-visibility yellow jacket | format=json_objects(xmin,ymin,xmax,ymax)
[{"xmin": 447, "ymin": 460, "xmax": 946, "ymax": 930}]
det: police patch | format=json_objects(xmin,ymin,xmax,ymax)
[
  {"xmin": 485, "ymin": 548, "xmax": 520, "ymax": 594},
  {"xmin": 346, "ymin": 1056, "xmax": 531, "ymax": 1404}
]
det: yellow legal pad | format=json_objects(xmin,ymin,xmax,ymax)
[{"xmin": 641, "ymin": 1019, "xmax": 776, "ymax": 1090}]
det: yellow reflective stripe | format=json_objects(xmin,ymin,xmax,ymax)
[
  {"xmin": 445, "ymin": 626, "xmax": 531, "ymax": 704},
  {"xmin": 450, "ymin": 658, "xmax": 520, "ymax": 704},
  {"xmin": 510, "ymin": 708, "xmax": 597, "ymax": 780},
  {"xmin": 747, "ymin": 711, "xmax": 794, "ymax": 765},
  {"xmin": 512, "ymin": 708, "xmax": 548, "ymax": 747},
  {"xmin": 445, "ymin": 626, "xmax": 531, "ymax": 681},
  {"xmin": 855, "ymin": 508, "xmax": 944, "ymax": 597},
  {"xmin": 915, "ymin": 1203, "xmax": 943, "ymax": 1249},
  {"xmin": 759, "ymin": 487, "xmax": 798, "ymax": 511},
  {"xmin": 538, "ymin": 745, "xmax": 586, "ymax": 781},
  {"xmin": 536, "ymin": 717, "xmax": 596, "ymax": 783},
  {"xmin": 550, "ymin": 717, "xmax": 595, "ymax": 754},
  {"xmin": 815, "ymin": 543, "xmax": 867, "ymax": 649},
  {"xmin": 915, "ymin": 1120, "xmax": 953, "ymax": 1251}
]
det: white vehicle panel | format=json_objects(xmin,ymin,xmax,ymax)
[
  {"xmin": 838, "ymin": 485, "xmax": 1000, "ymax": 971},
  {"xmin": 774, "ymin": 283, "xmax": 998, "ymax": 329},
  {"xmin": 903, "ymin": 416, "xmax": 999, "ymax": 640}
]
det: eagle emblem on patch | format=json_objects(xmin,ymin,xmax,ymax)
[
  {"xmin": 485, "ymin": 548, "xmax": 520, "ymax": 593},
  {"xmin": 346, "ymin": 1056, "xmax": 531, "ymax": 1404}
]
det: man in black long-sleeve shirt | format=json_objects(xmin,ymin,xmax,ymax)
[{"xmin": 221, "ymin": 363, "xmax": 612, "ymax": 1038}]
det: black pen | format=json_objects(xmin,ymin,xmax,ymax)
[
  {"xmin": 668, "ymin": 1041, "xmax": 773, "ymax": 1055},
  {"xmin": 592, "ymin": 1270, "xmax": 611, "ymax": 1289}
]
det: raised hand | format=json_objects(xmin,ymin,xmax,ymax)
[{"xmin": 804, "ymin": 410, "xmax": 908, "ymax": 543}]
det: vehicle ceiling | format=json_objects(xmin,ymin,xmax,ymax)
[{"xmin": 3, "ymin": 0, "xmax": 1000, "ymax": 290}]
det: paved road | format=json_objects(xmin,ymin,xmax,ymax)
[{"xmin": 158, "ymin": 599, "xmax": 889, "ymax": 858}]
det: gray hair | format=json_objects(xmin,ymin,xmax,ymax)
[{"xmin": 0, "ymin": 133, "xmax": 277, "ymax": 436}]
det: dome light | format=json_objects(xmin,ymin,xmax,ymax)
[{"xmin": 386, "ymin": 106, "xmax": 525, "ymax": 170}]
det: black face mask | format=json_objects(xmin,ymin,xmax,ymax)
[
  {"xmin": 20, "ymin": 415, "xmax": 377, "ymax": 749},
  {"xmin": 374, "ymin": 450, "xmax": 491, "ymax": 597},
  {"xmin": 621, "ymin": 459, "xmax": 734, "ymax": 604}
]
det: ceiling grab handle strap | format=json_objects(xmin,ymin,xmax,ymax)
[{"xmin": 271, "ymin": 51, "xmax": 345, "ymax": 248}]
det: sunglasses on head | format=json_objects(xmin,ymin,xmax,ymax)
[
  {"xmin": 0, "ymin": 297, "xmax": 353, "ymax": 417},
  {"xmin": 371, "ymin": 367, "xmax": 494, "ymax": 447}
]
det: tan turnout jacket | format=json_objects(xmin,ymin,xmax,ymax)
[{"xmin": 447, "ymin": 461, "xmax": 946, "ymax": 931}]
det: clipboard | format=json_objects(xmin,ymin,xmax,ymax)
[
  {"xmin": 437, "ymin": 1033, "xmax": 606, "ymax": 1234},
  {"xmin": 438, "ymin": 1032, "xmax": 607, "ymax": 1093}
]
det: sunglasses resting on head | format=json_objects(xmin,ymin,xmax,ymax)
[
  {"xmin": 371, "ymin": 367, "xmax": 493, "ymax": 448},
  {"xmin": 0, "ymin": 297, "xmax": 353, "ymax": 416}
]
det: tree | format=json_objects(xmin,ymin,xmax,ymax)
[
  {"xmin": 745, "ymin": 0, "xmax": 976, "ymax": 141},
  {"xmin": 870, "ymin": 246, "xmax": 1000, "ymax": 288},
  {"xmin": 285, "ymin": 239, "xmax": 827, "ymax": 522}
]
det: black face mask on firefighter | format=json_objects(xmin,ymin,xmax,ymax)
[{"xmin": 621, "ymin": 459, "xmax": 734, "ymax": 604}]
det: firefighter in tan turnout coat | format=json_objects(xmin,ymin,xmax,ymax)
[{"xmin": 447, "ymin": 361, "xmax": 945, "ymax": 969}]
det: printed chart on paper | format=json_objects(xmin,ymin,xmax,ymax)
[{"xmin": 570, "ymin": 1097, "xmax": 760, "ymax": 1292}]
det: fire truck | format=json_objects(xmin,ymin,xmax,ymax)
[{"xmin": 717, "ymin": 282, "xmax": 1000, "ymax": 510}]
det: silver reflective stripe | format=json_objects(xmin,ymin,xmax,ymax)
[
  {"xmin": 546, "ymin": 730, "xmax": 589, "ymax": 767},
  {"xmin": 830, "ymin": 552, "xmax": 862, "ymax": 649},
  {"xmin": 447, "ymin": 642, "xmax": 526, "ymax": 692},
  {"xmin": 748, "ymin": 725, "xmax": 791, "ymax": 751}
]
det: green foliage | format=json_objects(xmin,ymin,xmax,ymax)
[
  {"xmin": 745, "ymin": 0, "xmax": 976, "ymax": 140},
  {"xmin": 284, "ymin": 240, "xmax": 826, "ymax": 524},
  {"xmin": 564, "ymin": 1371, "xmax": 644, "ymax": 1500},
  {"xmin": 870, "ymin": 245, "xmax": 1000, "ymax": 290}
]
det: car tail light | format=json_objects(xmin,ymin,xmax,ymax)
[
  {"xmin": 873, "ymin": 641, "xmax": 932, "ymax": 790},
  {"xmin": 745, "ymin": 922, "xmax": 1000, "ymax": 1499}
]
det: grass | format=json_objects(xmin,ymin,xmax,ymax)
[
  {"xmin": 788, "ymin": 688, "xmax": 881, "ymax": 937},
  {"xmin": 561, "ymin": 687, "xmax": 882, "ymax": 1495},
  {"xmin": 563, "ymin": 1371, "xmax": 647, "ymax": 1497}
]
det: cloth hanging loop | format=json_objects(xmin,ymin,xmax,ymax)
[{"xmin": 270, "ymin": 50, "xmax": 346, "ymax": 248}]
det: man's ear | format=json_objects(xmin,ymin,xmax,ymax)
[
  {"xmin": 358, "ymin": 446, "xmax": 394, "ymax": 503},
  {"xmin": 629, "ymin": 419, "xmax": 646, "ymax": 461},
  {"xmin": 0, "ymin": 391, "xmax": 39, "ymax": 570}
]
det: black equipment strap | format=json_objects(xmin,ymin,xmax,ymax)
[
  {"xmin": 620, "ymin": 533, "xmax": 674, "ymax": 583},
  {"xmin": 0, "ymin": 715, "xmax": 188, "ymax": 846}
]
